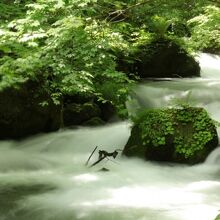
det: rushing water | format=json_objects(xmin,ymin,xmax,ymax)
[{"xmin": 0, "ymin": 53, "xmax": 220, "ymax": 220}]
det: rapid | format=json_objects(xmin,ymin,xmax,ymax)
[{"xmin": 0, "ymin": 53, "xmax": 220, "ymax": 220}]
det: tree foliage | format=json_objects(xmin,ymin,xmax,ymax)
[
  {"xmin": 0, "ymin": 0, "xmax": 219, "ymax": 116},
  {"xmin": 188, "ymin": 5, "xmax": 220, "ymax": 52},
  {"xmin": 0, "ymin": 0, "xmax": 134, "ymax": 114}
]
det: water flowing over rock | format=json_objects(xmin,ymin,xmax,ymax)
[
  {"xmin": 196, "ymin": 53, "xmax": 220, "ymax": 79},
  {"xmin": 0, "ymin": 53, "xmax": 220, "ymax": 220},
  {"xmin": 0, "ymin": 121, "xmax": 219, "ymax": 220}
]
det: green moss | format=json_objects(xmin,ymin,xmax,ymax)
[
  {"xmin": 132, "ymin": 107, "xmax": 217, "ymax": 159},
  {"xmin": 133, "ymin": 109, "xmax": 174, "ymax": 147}
]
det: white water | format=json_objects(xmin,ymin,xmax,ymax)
[
  {"xmin": 197, "ymin": 53, "xmax": 220, "ymax": 79},
  {"xmin": 0, "ymin": 53, "xmax": 220, "ymax": 220},
  {"xmin": 131, "ymin": 53, "xmax": 220, "ymax": 122}
]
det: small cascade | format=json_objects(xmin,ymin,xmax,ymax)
[
  {"xmin": 196, "ymin": 53, "xmax": 220, "ymax": 79},
  {"xmin": 129, "ymin": 53, "xmax": 220, "ymax": 122},
  {"xmin": 206, "ymin": 147, "xmax": 220, "ymax": 164}
]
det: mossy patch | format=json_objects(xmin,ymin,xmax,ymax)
[{"xmin": 123, "ymin": 107, "xmax": 218, "ymax": 164}]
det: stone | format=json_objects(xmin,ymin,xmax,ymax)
[
  {"xmin": 123, "ymin": 107, "xmax": 218, "ymax": 164},
  {"xmin": 0, "ymin": 81, "xmax": 61, "ymax": 139},
  {"xmin": 117, "ymin": 38, "xmax": 200, "ymax": 78},
  {"xmin": 63, "ymin": 92, "xmax": 117, "ymax": 126},
  {"xmin": 83, "ymin": 117, "xmax": 105, "ymax": 126},
  {"xmin": 63, "ymin": 102, "xmax": 101, "ymax": 126}
]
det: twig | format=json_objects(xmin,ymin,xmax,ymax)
[
  {"xmin": 88, "ymin": 149, "xmax": 121, "ymax": 167},
  {"xmin": 107, "ymin": 0, "xmax": 151, "ymax": 22},
  {"xmin": 90, "ymin": 155, "xmax": 106, "ymax": 167},
  {"xmin": 85, "ymin": 146, "xmax": 98, "ymax": 166}
]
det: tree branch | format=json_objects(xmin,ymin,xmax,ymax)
[
  {"xmin": 107, "ymin": 0, "xmax": 151, "ymax": 22},
  {"xmin": 85, "ymin": 146, "xmax": 98, "ymax": 166}
]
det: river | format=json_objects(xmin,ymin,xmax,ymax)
[{"xmin": 0, "ymin": 53, "xmax": 220, "ymax": 220}]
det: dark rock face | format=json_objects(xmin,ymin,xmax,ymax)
[
  {"xmin": 63, "ymin": 102, "xmax": 102, "ymax": 126},
  {"xmin": 0, "ymin": 84, "xmax": 116, "ymax": 139},
  {"xmin": 97, "ymin": 101, "xmax": 116, "ymax": 122},
  {"xmin": 123, "ymin": 107, "xmax": 218, "ymax": 164},
  {"xmin": 117, "ymin": 38, "xmax": 200, "ymax": 78},
  {"xmin": 62, "ymin": 94, "xmax": 115, "ymax": 127},
  {"xmin": 0, "ymin": 82, "xmax": 61, "ymax": 139},
  {"xmin": 136, "ymin": 39, "xmax": 200, "ymax": 78},
  {"xmin": 82, "ymin": 117, "xmax": 105, "ymax": 126}
]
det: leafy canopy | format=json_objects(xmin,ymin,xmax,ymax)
[
  {"xmin": 0, "ymin": 0, "xmax": 219, "ymax": 115},
  {"xmin": 188, "ymin": 5, "xmax": 220, "ymax": 52},
  {"xmin": 0, "ymin": 0, "xmax": 134, "ymax": 114}
]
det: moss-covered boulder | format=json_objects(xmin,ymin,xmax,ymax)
[
  {"xmin": 0, "ymin": 82, "xmax": 61, "ymax": 139},
  {"xmin": 117, "ymin": 38, "xmax": 200, "ymax": 78},
  {"xmin": 123, "ymin": 107, "xmax": 218, "ymax": 164}
]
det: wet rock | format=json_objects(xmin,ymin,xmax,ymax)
[
  {"xmin": 83, "ymin": 117, "xmax": 105, "ymax": 126},
  {"xmin": 97, "ymin": 101, "xmax": 116, "ymax": 122},
  {"xmin": 63, "ymin": 102, "xmax": 101, "ymax": 126},
  {"xmin": 117, "ymin": 38, "xmax": 200, "ymax": 78},
  {"xmin": 63, "ymin": 92, "xmax": 117, "ymax": 127},
  {"xmin": 0, "ymin": 82, "xmax": 61, "ymax": 139},
  {"xmin": 0, "ymin": 81, "xmax": 117, "ymax": 139},
  {"xmin": 123, "ymin": 107, "xmax": 218, "ymax": 164}
]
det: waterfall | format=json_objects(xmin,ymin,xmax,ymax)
[
  {"xmin": 196, "ymin": 53, "xmax": 220, "ymax": 79},
  {"xmin": 129, "ymin": 53, "xmax": 220, "ymax": 124},
  {"xmin": 0, "ymin": 53, "xmax": 220, "ymax": 220}
]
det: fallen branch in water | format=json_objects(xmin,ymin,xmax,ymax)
[
  {"xmin": 86, "ymin": 147, "xmax": 122, "ymax": 168},
  {"xmin": 85, "ymin": 146, "xmax": 98, "ymax": 166}
]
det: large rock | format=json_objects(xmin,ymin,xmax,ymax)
[
  {"xmin": 117, "ymin": 38, "xmax": 200, "ymax": 78},
  {"xmin": 63, "ymin": 102, "xmax": 102, "ymax": 126},
  {"xmin": 0, "ymin": 86, "xmax": 116, "ymax": 139},
  {"xmin": 123, "ymin": 107, "xmax": 218, "ymax": 164},
  {"xmin": 63, "ymin": 94, "xmax": 116, "ymax": 126},
  {"xmin": 0, "ymin": 82, "xmax": 61, "ymax": 139}
]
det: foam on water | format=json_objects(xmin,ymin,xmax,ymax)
[
  {"xmin": 1, "ymin": 53, "xmax": 220, "ymax": 220},
  {"xmin": 0, "ymin": 122, "xmax": 220, "ymax": 220},
  {"xmin": 196, "ymin": 53, "xmax": 220, "ymax": 79}
]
